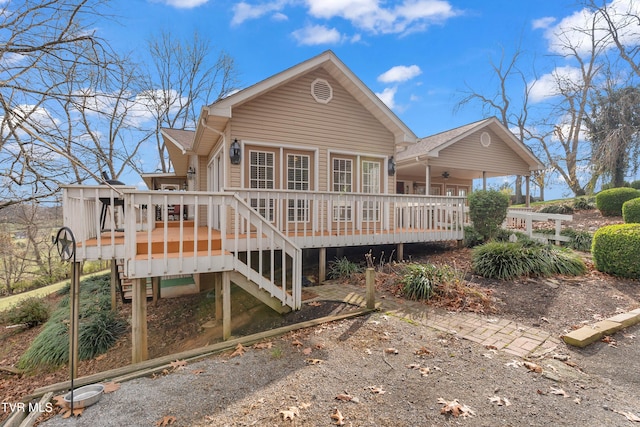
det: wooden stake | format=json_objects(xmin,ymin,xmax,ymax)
[
  {"xmin": 131, "ymin": 278, "xmax": 148, "ymax": 363},
  {"xmin": 319, "ymin": 247, "xmax": 326, "ymax": 283},
  {"xmin": 365, "ymin": 267, "xmax": 376, "ymax": 310}
]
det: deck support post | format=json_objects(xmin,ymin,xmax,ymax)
[
  {"xmin": 214, "ymin": 273, "xmax": 222, "ymax": 321},
  {"xmin": 319, "ymin": 248, "xmax": 326, "ymax": 283},
  {"xmin": 152, "ymin": 277, "xmax": 161, "ymax": 307},
  {"xmin": 365, "ymin": 268, "xmax": 376, "ymax": 310},
  {"xmin": 110, "ymin": 260, "xmax": 118, "ymax": 311},
  {"xmin": 131, "ymin": 278, "xmax": 148, "ymax": 363},
  {"xmin": 222, "ymin": 272, "xmax": 231, "ymax": 340},
  {"xmin": 396, "ymin": 243, "xmax": 404, "ymax": 262}
]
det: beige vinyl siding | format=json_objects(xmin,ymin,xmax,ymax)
[
  {"xmin": 229, "ymin": 68, "xmax": 395, "ymax": 192},
  {"xmin": 429, "ymin": 129, "xmax": 531, "ymax": 176}
]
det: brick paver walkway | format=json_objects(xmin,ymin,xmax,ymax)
[{"xmin": 309, "ymin": 283, "xmax": 562, "ymax": 359}]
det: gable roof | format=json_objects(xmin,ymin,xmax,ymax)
[
  {"xmin": 397, "ymin": 116, "xmax": 544, "ymax": 170},
  {"xmin": 203, "ymin": 50, "xmax": 417, "ymax": 146},
  {"xmin": 161, "ymin": 128, "xmax": 195, "ymax": 176}
]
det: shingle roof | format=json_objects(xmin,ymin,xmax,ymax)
[{"xmin": 161, "ymin": 128, "xmax": 195, "ymax": 152}]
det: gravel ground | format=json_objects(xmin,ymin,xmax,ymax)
[{"xmin": 38, "ymin": 310, "xmax": 640, "ymax": 427}]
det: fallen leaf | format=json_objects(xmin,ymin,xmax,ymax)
[
  {"xmin": 367, "ymin": 386, "xmax": 386, "ymax": 394},
  {"xmin": 419, "ymin": 367, "xmax": 430, "ymax": 377},
  {"xmin": 61, "ymin": 407, "xmax": 84, "ymax": 418},
  {"xmin": 574, "ymin": 397, "xmax": 581, "ymax": 404},
  {"xmin": 230, "ymin": 343, "xmax": 246, "ymax": 358},
  {"xmin": 415, "ymin": 346, "xmax": 431, "ymax": 356},
  {"xmin": 253, "ymin": 342, "xmax": 273, "ymax": 350},
  {"xmin": 331, "ymin": 408, "xmax": 345, "ymax": 425},
  {"xmin": 489, "ymin": 395, "xmax": 512, "ymax": 406},
  {"xmin": 307, "ymin": 301, "xmax": 322, "ymax": 307},
  {"xmin": 613, "ymin": 409, "xmax": 640, "ymax": 422},
  {"xmin": 550, "ymin": 387, "xmax": 569, "ymax": 397},
  {"xmin": 305, "ymin": 358, "xmax": 323, "ymax": 365},
  {"xmin": 155, "ymin": 415, "xmax": 176, "ymax": 426},
  {"xmin": 335, "ymin": 393, "xmax": 354, "ymax": 402},
  {"xmin": 102, "ymin": 382, "xmax": 120, "ymax": 393},
  {"xmin": 292, "ymin": 339, "xmax": 304, "ymax": 347},
  {"xmin": 279, "ymin": 406, "xmax": 300, "ymax": 421},
  {"xmin": 95, "ymin": 354, "xmax": 106, "ymax": 361},
  {"xmin": 384, "ymin": 347, "xmax": 399, "ymax": 354},
  {"xmin": 523, "ymin": 361, "xmax": 543, "ymax": 373},
  {"xmin": 302, "ymin": 347, "xmax": 312, "ymax": 355},
  {"xmin": 437, "ymin": 398, "xmax": 476, "ymax": 418},
  {"xmin": 299, "ymin": 402, "xmax": 311, "ymax": 409},
  {"xmin": 192, "ymin": 369, "xmax": 205, "ymax": 375},
  {"xmin": 170, "ymin": 360, "xmax": 187, "ymax": 370},
  {"xmin": 52, "ymin": 395, "xmax": 67, "ymax": 408},
  {"xmin": 406, "ymin": 363, "xmax": 421, "ymax": 370}
]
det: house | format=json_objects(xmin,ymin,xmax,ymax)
[{"xmin": 61, "ymin": 50, "xmax": 543, "ymax": 363}]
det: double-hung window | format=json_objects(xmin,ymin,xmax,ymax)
[
  {"xmin": 361, "ymin": 160, "xmax": 380, "ymax": 221},
  {"xmin": 249, "ymin": 150, "xmax": 275, "ymax": 221},
  {"xmin": 332, "ymin": 158, "xmax": 352, "ymax": 221},
  {"xmin": 287, "ymin": 154, "xmax": 310, "ymax": 222}
]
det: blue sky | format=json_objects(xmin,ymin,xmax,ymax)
[{"xmin": 97, "ymin": 0, "xmax": 638, "ymax": 198}]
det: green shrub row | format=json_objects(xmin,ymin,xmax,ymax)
[
  {"xmin": 622, "ymin": 198, "xmax": 640, "ymax": 223},
  {"xmin": 596, "ymin": 187, "xmax": 640, "ymax": 217},
  {"xmin": 472, "ymin": 241, "xmax": 586, "ymax": 280},
  {"xmin": 592, "ymin": 224, "xmax": 640, "ymax": 279}
]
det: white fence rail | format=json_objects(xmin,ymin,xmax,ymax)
[{"xmin": 505, "ymin": 209, "xmax": 573, "ymax": 244}]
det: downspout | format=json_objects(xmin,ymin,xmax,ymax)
[{"xmin": 200, "ymin": 118, "xmax": 227, "ymax": 190}]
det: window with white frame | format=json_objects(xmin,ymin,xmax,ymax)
[
  {"xmin": 287, "ymin": 154, "xmax": 310, "ymax": 222},
  {"xmin": 332, "ymin": 158, "xmax": 353, "ymax": 221},
  {"xmin": 361, "ymin": 160, "xmax": 380, "ymax": 221},
  {"xmin": 249, "ymin": 150, "xmax": 275, "ymax": 221}
]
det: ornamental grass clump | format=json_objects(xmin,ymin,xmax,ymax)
[
  {"xmin": 18, "ymin": 273, "xmax": 127, "ymax": 372},
  {"xmin": 328, "ymin": 257, "xmax": 362, "ymax": 279},
  {"xmin": 400, "ymin": 263, "xmax": 458, "ymax": 301},
  {"xmin": 472, "ymin": 241, "xmax": 586, "ymax": 280}
]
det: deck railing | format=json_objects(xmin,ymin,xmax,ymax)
[
  {"xmin": 62, "ymin": 186, "xmax": 302, "ymax": 309},
  {"xmin": 228, "ymin": 188, "xmax": 466, "ymax": 248}
]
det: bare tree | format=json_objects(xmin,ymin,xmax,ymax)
[
  {"xmin": 0, "ymin": 0, "xmax": 119, "ymax": 208},
  {"xmin": 456, "ymin": 46, "xmax": 546, "ymax": 200},
  {"xmin": 586, "ymin": 0, "xmax": 640, "ymax": 78},
  {"xmin": 143, "ymin": 30, "xmax": 240, "ymax": 172},
  {"xmin": 530, "ymin": 11, "xmax": 609, "ymax": 196}
]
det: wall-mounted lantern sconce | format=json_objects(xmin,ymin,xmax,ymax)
[
  {"xmin": 187, "ymin": 166, "xmax": 196, "ymax": 181},
  {"xmin": 442, "ymin": 171, "xmax": 450, "ymax": 180},
  {"xmin": 388, "ymin": 156, "xmax": 396, "ymax": 176},
  {"xmin": 230, "ymin": 139, "xmax": 241, "ymax": 165}
]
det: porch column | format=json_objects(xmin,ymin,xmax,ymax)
[
  {"xmin": 131, "ymin": 278, "xmax": 148, "ymax": 363},
  {"xmin": 319, "ymin": 247, "xmax": 326, "ymax": 283},
  {"xmin": 482, "ymin": 171, "xmax": 487, "ymax": 190},
  {"xmin": 214, "ymin": 273, "xmax": 222, "ymax": 321},
  {"xmin": 110, "ymin": 260, "xmax": 118, "ymax": 311},
  {"xmin": 425, "ymin": 165, "xmax": 431, "ymax": 195},
  {"xmin": 222, "ymin": 271, "xmax": 231, "ymax": 340},
  {"xmin": 525, "ymin": 175, "xmax": 531, "ymax": 207},
  {"xmin": 152, "ymin": 276, "xmax": 161, "ymax": 307}
]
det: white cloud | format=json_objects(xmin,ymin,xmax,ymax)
[
  {"xmin": 272, "ymin": 12, "xmax": 288, "ymax": 21},
  {"xmin": 292, "ymin": 25, "xmax": 343, "ymax": 45},
  {"xmin": 377, "ymin": 65, "xmax": 422, "ymax": 83},
  {"xmin": 531, "ymin": 16, "xmax": 555, "ymax": 30},
  {"xmin": 375, "ymin": 86, "xmax": 397, "ymax": 109},
  {"xmin": 159, "ymin": 0, "xmax": 209, "ymax": 8},
  {"xmin": 543, "ymin": 0, "xmax": 640, "ymax": 55},
  {"xmin": 527, "ymin": 66, "xmax": 583, "ymax": 103},
  {"xmin": 233, "ymin": 0, "xmax": 460, "ymax": 35},
  {"xmin": 306, "ymin": 0, "xmax": 459, "ymax": 34},
  {"xmin": 232, "ymin": 0, "xmax": 290, "ymax": 25}
]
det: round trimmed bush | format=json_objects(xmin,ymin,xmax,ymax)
[
  {"xmin": 468, "ymin": 190, "xmax": 510, "ymax": 241},
  {"xmin": 596, "ymin": 187, "xmax": 640, "ymax": 217},
  {"xmin": 622, "ymin": 198, "xmax": 640, "ymax": 223},
  {"xmin": 592, "ymin": 223, "xmax": 640, "ymax": 278}
]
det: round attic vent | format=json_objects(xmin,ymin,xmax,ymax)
[
  {"xmin": 480, "ymin": 131, "xmax": 491, "ymax": 147},
  {"xmin": 311, "ymin": 78, "xmax": 333, "ymax": 104}
]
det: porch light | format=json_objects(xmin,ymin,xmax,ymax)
[
  {"xmin": 230, "ymin": 139, "xmax": 241, "ymax": 165},
  {"xmin": 187, "ymin": 166, "xmax": 196, "ymax": 180},
  {"xmin": 388, "ymin": 156, "xmax": 396, "ymax": 176}
]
